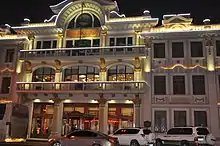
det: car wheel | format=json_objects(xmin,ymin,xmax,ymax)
[
  {"xmin": 130, "ymin": 140, "xmax": 140, "ymax": 146},
  {"xmin": 52, "ymin": 142, "xmax": 61, "ymax": 146},
  {"xmin": 92, "ymin": 144, "xmax": 101, "ymax": 146},
  {"xmin": 155, "ymin": 139, "xmax": 163, "ymax": 146},
  {"xmin": 180, "ymin": 141, "xmax": 189, "ymax": 146}
]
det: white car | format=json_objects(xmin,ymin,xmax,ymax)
[
  {"xmin": 110, "ymin": 127, "xmax": 155, "ymax": 146},
  {"xmin": 156, "ymin": 126, "xmax": 216, "ymax": 146}
]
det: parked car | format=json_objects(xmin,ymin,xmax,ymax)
[
  {"xmin": 48, "ymin": 130, "xmax": 119, "ymax": 146},
  {"xmin": 110, "ymin": 127, "xmax": 156, "ymax": 146},
  {"xmin": 156, "ymin": 126, "xmax": 216, "ymax": 146}
]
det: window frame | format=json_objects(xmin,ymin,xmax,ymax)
[
  {"xmin": 171, "ymin": 41, "xmax": 184, "ymax": 58},
  {"xmin": 172, "ymin": 75, "xmax": 187, "ymax": 95},
  {"xmin": 190, "ymin": 41, "xmax": 204, "ymax": 58},
  {"xmin": 32, "ymin": 67, "xmax": 55, "ymax": 82},
  {"xmin": 63, "ymin": 66, "xmax": 99, "ymax": 82},
  {"xmin": 107, "ymin": 65, "xmax": 134, "ymax": 81}
]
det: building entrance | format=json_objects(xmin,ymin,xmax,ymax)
[
  {"xmin": 62, "ymin": 111, "xmax": 95, "ymax": 135},
  {"xmin": 108, "ymin": 103, "xmax": 133, "ymax": 134}
]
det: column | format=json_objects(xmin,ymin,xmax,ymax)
[
  {"xmin": 133, "ymin": 97, "xmax": 141, "ymax": 127},
  {"xmin": 23, "ymin": 61, "xmax": 32, "ymax": 89},
  {"xmin": 28, "ymin": 35, "xmax": 35, "ymax": 50},
  {"xmin": 23, "ymin": 97, "xmax": 34, "ymax": 139},
  {"xmin": 57, "ymin": 34, "xmax": 63, "ymax": 48},
  {"xmin": 134, "ymin": 57, "xmax": 142, "ymax": 81},
  {"xmin": 98, "ymin": 96, "xmax": 108, "ymax": 134},
  {"xmin": 99, "ymin": 58, "xmax": 107, "ymax": 81},
  {"xmin": 141, "ymin": 72, "xmax": 152, "ymax": 127},
  {"xmin": 10, "ymin": 72, "xmax": 18, "ymax": 103},
  {"xmin": 54, "ymin": 60, "xmax": 62, "ymax": 89},
  {"xmin": 144, "ymin": 37, "xmax": 152, "ymax": 72},
  {"xmin": 207, "ymin": 72, "xmax": 220, "ymax": 137},
  {"xmin": 51, "ymin": 98, "xmax": 63, "ymax": 138},
  {"xmin": 134, "ymin": 30, "xmax": 141, "ymax": 45},
  {"xmin": 205, "ymin": 36, "xmax": 215, "ymax": 71},
  {"xmin": 101, "ymin": 31, "xmax": 107, "ymax": 47}
]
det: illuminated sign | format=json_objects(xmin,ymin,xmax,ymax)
[{"xmin": 66, "ymin": 28, "xmax": 100, "ymax": 38}]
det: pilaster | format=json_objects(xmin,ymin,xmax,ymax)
[
  {"xmin": 97, "ymin": 95, "xmax": 108, "ymax": 134},
  {"xmin": 207, "ymin": 72, "xmax": 220, "ymax": 137},
  {"xmin": 57, "ymin": 34, "xmax": 63, "ymax": 48},
  {"xmin": 22, "ymin": 96, "xmax": 34, "ymax": 139},
  {"xmin": 134, "ymin": 57, "xmax": 142, "ymax": 81},
  {"xmin": 99, "ymin": 58, "xmax": 107, "ymax": 81},
  {"xmin": 101, "ymin": 30, "xmax": 107, "ymax": 47},
  {"xmin": 50, "ymin": 97, "xmax": 63, "ymax": 138},
  {"xmin": 204, "ymin": 35, "xmax": 215, "ymax": 71},
  {"xmin": 132, "ymin": 97, "xmax": 141, "ymax": 127}
]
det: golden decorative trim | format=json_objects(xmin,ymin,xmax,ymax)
[
  {"xmin": 160, "ymin": 64, "xmax": 207, "ymax": 70},
  {"xmin": 24, "ymin": 61, "xmax": 32, "ymax": 73}
]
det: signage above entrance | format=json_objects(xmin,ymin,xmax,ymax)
[{"xmin": 66, "ymin": 28, "xmax": 100, "ymax": 38}]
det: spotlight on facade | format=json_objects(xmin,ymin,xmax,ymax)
[{"xmin": 203, "ymin": 19, "xmax": 211, "ymax": 25}]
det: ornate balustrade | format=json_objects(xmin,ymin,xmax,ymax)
[
  {"xmin": 16, "ymin": 81, "xmax": 147, "ymax": 94},
  {"xmin": 19, "ymin": 45, "xmax": 146, "ymax": 60}
]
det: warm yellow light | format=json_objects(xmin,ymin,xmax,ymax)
[
  {"xmin": 90, "ymin": 100, "xmax": 98, "ymax": 103},
  {"xmin": 160, "ymin": 64, "xmax": 207, "ymax": 70},
  {"xmin": 5, "ymin": 138, "xmax": 25, "ymax": 143},
  {"xmin": 63, "ymin": 99, "xmax": 72, "ymax": 103},
  {"xmin": 33, "ymin": 99, "xmax": 41, "ymax": 102},
  {"xmin": 125, "ymin": 100, "xmax": 133, "ymax": 104},
  {"xmin": 108, "ymin": 100, "xmax": 116, "ymax": 103}
]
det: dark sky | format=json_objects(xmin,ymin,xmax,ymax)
[{"xmin": 0, "ymin": 0, "xmax": 220, "ymax": 26}]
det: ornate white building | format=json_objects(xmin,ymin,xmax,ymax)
[{"xmin": 0, "ymin": 0, "xmax": 220, "ymax": 139}]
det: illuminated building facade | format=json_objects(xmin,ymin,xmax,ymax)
[{"xmin": 1, "ymin": 0, "xmax": 220, "ymax": 139}]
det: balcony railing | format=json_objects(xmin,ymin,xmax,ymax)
[
  {"xmin": 19, "ymin": 45, "xmax": 146, "ymax": 60},
  {"xmin": 16, "ymin": 81, "xmax": 147, "ymax": 94}
]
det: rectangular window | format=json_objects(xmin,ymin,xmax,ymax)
[
  {"xmin": 172, "ymin": 42, "xmax": 184, "ymax": 58},
  {"xmin": 127, "ymin": 37, "xmax": 133, "ymax": 46},
  {"xmin": 93, "ymin": 39, "xmax": 100, "ymax": 47},
  {"xmin": 1, "ymin": 77, "xmax": 11, "ymax": 93},
  {"xmin": 52, "ymin": 40, "xmax": 57, "ymax": 48},
  {"xmin": 36, "ymin": 41, "xmax": 42, "ymax": 49},
  {"xmin": 154, "ymin": 111, "xmax": 167, "ymax": 133},
  {"xmin": 173, "ymin": 76, "xmax": 185, "ymax": 94},
  {"xmin": 154, "ymin": 76, "xmax": 166, "ymax": 95},
  {"xmin": 216, "ymin": 40, "xmax": 220, "ymax": 56},
  {"xmin": 194, "ymin": 111, "xmax": 207, "ymax": 127},
  {"xmin": 191, "ymin": 42, "xmax": 203, "ymax": 57},
  {"xmin": 116, "ymin": 38, "xmax": 126, "ymax": 46},
  {"xmin": 154, "ymin": 43, "xmax": 165, "ymax": 58},
  {"xmin": 66, "ymin": 40, "xmax": 73, "ymax": 48},
  {"xmin": 110, "ymin": 38, "xmax": 115, "ymax": 46},
  {"xmin": 174, "ymin": 111, "xmax": 187, "ymax": 127},
  {"xmin": 42, "ymin": 41, "xmax": 51, "ymax": 49},
  {"xmin": 5, "ymin": 49, "xmax": 14, "ymax": 63},
  {"xmin": 192, "ymin": 75, "xmax": 205, "ymax": 95}
]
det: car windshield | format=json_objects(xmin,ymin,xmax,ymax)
[
  {"xmin": 196, "ymin": 128, "xmax": 209, "ymax": 135},
  {"xmin": 114, "ymin": 129, "xmax": 140, "ymax": 135},
  {"xmin": 167, "ymin": 128, "xmax": 193, "ymax": 135}
]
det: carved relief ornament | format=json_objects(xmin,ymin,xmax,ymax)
[
  {"xmin": 100, "ymin": 58, "xmax": 106, "ymax": 72},
  {"xmin": 54, "ymin": 59, "xmax": 62, "ymax": 73},
  {"xmin": 134, "ymin": 56, "xmax": 141, "ymax": 72},
  {"xmin": 24, "ymin": 61, "xmax": 32, "ymax": 73}
]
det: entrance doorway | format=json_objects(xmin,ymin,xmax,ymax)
[
  {"xmin": 62, "ymin": 111, "xmax": 95, "ymax": 135},
  {"xmin": 108, "ymin": 103, "xmax": 133, "ymax": 134}
]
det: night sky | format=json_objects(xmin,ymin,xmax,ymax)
[{"xmin": 0, "ymin": 0, "xmax": 220, "ymax": 26}]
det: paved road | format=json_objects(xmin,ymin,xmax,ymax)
[{"xmin": 0, "ymin": 141, "xmax": 220, "ymax": 146}]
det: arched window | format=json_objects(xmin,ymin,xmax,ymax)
[
  {"xmin": 32, "ymin": 67, "xmax": 55, "ymax": 82},
  {"xmin": 68, "ymin": 13, "xmax": 101, "ymax": 29},
  {"xmin": 64, "ymin": 66, "xmax": 99, "ymax": 82},
  {"xmin": 76, "ymin": 13, "xmax": 93, "ymax": 28},
  {"xmin": 108, "ymin": 65, "xmax": 134, "ymax": 81}
]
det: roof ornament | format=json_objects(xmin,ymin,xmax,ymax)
[{"xmin": 109, "ymin": 11, "xmax": 125, "ymax": 18}]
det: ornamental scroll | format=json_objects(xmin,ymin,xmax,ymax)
[
  {"xmin": 54, "ymin": 60, "xmax": 62, "ymax": 73},
  {"xmin": 24, "ymin": 61, "xmax": 32, "ymax": 73},
  {"xmin": 100, "ymin": 58, "xmax": 106, "ymax": 72},
  {"xmin": 134, "ymin": 57, "xmax": 141, "ymax": 72}
]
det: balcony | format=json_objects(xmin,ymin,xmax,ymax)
[
  {"xmin": 19, "ymin": 45, "xmax": 147, "ymax": 60},
  {"xmin": 16, "ymin": 81, "xmax": 147, "ymax": 94}
]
